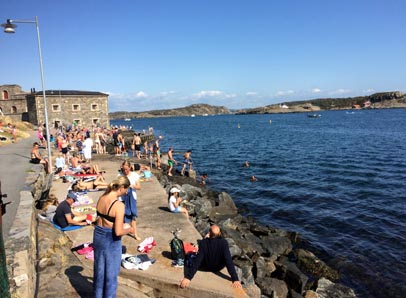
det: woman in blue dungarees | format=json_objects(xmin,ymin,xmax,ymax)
[{"xmin": 93, "ymin": 176, "xmax": 133, "ymax": 298}]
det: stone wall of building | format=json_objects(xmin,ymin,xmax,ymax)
[
  {"xmin": 1, "ymin": 84, "xmax": 110, "ymax": 128},
  {"xmin": 0, "ymin": 85, "xmax": 27, "ymax": 101},
  {"xmin": 27, "ymin": 92, "xmax": 109, "ymax": 128}
]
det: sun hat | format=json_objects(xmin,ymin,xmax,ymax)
[
  {"xmin": 67, "ymin": 192, "xmax": 78, "ymax": 201},
  {"xmin": 170, "ymin": 187, "xmax": 181, "ymax": 193}
]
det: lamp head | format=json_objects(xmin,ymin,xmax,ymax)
[{"xmin": 1, "ymin": 19, "xmax": 17, "ymax": 33}]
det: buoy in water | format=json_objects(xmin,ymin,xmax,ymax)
[{"xmin": 269, "ymin": 120, "xmax": 272, "ymax": 124}]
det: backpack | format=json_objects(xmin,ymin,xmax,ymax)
[
  {"xmin": 170, "ymin": 236, "xmax": 184, "ymax": 261},
  {"xmin": 170, "ymin": 230, "xmax": 184, "ymax": 263}
]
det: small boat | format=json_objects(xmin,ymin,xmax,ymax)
[
  {"xmin": 307, "ymin": 114, "xmax": 321, "ymax": 118},
  {"xmin": 124, "ymin": 118, "xmax": 131, "ymax": 121},
  {"xmin": 190, "ymin": 114, "xmax": 196, "ymax": 117}
]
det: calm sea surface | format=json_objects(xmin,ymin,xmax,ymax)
[{"xmin": 111, "ymin": 109, "xmax": 406, "ymax": 298}]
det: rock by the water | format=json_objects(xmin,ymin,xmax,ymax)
[
  {"xmin": 261, "ymin": 235, "xmax": 293, "ymax": 257},
  {"xmin": 316, "ymin": 277, "xmax": 357, "ymax": 298},
  {"xmin": 256, "ymin": 277, "xmax": 289, "ymax": 298},
  {"xmin": 275, "ymin": 256, "xmax": 309, "ymax": 294},
  {"xmin": 295, "ymin": 248, "xmax": 339, "ymax": 281}
]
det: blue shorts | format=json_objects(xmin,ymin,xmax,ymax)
[{"xmin": 172, "ymin": 207, "xmax": 182, "ymax": 213}]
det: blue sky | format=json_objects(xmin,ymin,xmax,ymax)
[{"xmin": 1, "ymin": 1, "xmax": 405, "ymax": 112}]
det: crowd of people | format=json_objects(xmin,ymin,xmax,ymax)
[{"xmin": 33, "ymin": 122, "xmax": 242, "ymax": 297}]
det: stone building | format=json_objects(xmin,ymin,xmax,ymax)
[
  {"xmin": 1, "ymin": 84, "xmax": 109, "ymax": 128},
  {"xmin": 0, "ymin": 84, "xmax": 28, "ymax": 122}
]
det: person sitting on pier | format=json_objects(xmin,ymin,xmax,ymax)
[
  {"xmin": 70, "ymin": 152, "xmax": 103, "ymax": 175},
  {"xmin": 180, "ymin": 225, "xmax": 242, "ymax": 289},
  {"xmin": 30, "ymin": 142, "xmax": 49, "ymax": 173},
  {"xmin": 53, "ymin": 192, "xmax": 91, "ymax": 228},
  {"xmin": 168, "ymin": 187, "xmax": 189, "ymax": 219}
]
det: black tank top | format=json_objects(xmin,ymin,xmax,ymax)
[{"xmin": 97, "ymin": 200, "xmax": 118, "ymax": 223}]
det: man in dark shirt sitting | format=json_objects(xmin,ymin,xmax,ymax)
[
  {"xmin": 179, "ymin": 225, "xmax": 242, "ymax": 289},
  {"xmin": 53, "ymin": 192, "xmax": 90, "ymax": 228}
]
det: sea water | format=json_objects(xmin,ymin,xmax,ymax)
[{"xmin": 111, "ymin": 109, "xmax": 406, "ymax": 298}]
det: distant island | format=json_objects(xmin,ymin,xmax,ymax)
[{"xmin": 109, "ymin": 91, "xmax": 406, "ymax": 119}]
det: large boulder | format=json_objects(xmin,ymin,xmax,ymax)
[
  {"xmin": 192, "ymin": 196, "xmax": 213, "ymax": 219},
  {"xmin": 316, "ymin": 277, "xmax": 356, "ymax": 298},
  {"xmin": 225, "ymin": 238, "xmax": 242, "ymax": 258},
  {"xmin": 295, "ymin": 249, "xmax": 339, "ymax": 281},
  {"xmin": 256, "ymin": 277, "xmax": 289, "ymax": 298},
  {"xmin": 274, "ymin": 256, "xmax": 309, "ymax": 294},
  {"xmin": 261, "ymin": 235, "xmax": 293, "ymax": 257},
  {"xmin": 181, "ymin": 183, "xmax": 204, "ymax": 199},
  {"xmin": 254, "ymin": 256, "xmax": 277, "ymax": 279},
  {"xmin": 234, "ymin": 258, "xmax": 255, "ymax": 285}
]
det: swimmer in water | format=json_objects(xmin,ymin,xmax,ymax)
[
  {"xmin": 244, "ymin": 161, "xmax": 250, "ymax": 167},
  {"xmin": 250, "ymin": 175, "xmax": 258, "ymax": 182}
]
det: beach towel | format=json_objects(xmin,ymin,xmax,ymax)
[
  {"xmin": 121, "ymin": 187, "xmax": 137, "ymax": 222},
  {"xmin": 72, "ymin": 193, "xmax": 94, "ymax": 207},
  {"xmin": 53, "ymin": 223, "xmax": 83, "ymax": 231}
]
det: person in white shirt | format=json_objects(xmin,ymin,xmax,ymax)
[
  {"xmin": 168, "ymin": 187, "xmax": 189, "ymax": 219},
  {"xmin": 82, "ymin": 135, "xmax": 94, "ymax": 163}
]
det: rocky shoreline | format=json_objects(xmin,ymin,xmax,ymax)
[{"xmin": 156, "ymin": 170, "xmax": 357, "ymax": 298}]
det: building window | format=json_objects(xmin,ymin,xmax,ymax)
[
  {"xmin": 52, "ymin": 104, "xmax": 61, "ymax": 112},
  {"xmin": 72, "ymin": 104, "xmax": 80, "ymax": 111},
  {"xmin": 92, "ymin": 118, "xmax": 100, "ymax": 125},
  {"xmin": 73, "ymin": 119, "xmax": 81, "ymax": 126},
  {"xmin": 12, "ymin": 106, "xmax": 17, "ymax": 113},
  {"xmin": 54, "ymin": 120, "xmax": 61, "ymax": 128},
  {"xmin": 91, "ymin": 104, "xmax": 98, "ymax": 111},
  {"xmin": 2, "ymin": 90, "xmax": 9, "ymax": 100}
]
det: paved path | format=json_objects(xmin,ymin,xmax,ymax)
[
  {"xmin": 41, "ymin": 156, "xmax": 249, "ymax": 297},
  {"xmin": 0, "ymin": 131, "xmax": 38, "ymax": 241}
]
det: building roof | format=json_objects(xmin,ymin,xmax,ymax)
[{"xmin": 33, "ymin": 90, "xmax": 108, "ymax": 96}]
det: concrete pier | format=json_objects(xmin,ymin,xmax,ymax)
[{"xmin": 39, "ymin": 156, "xmax": 249, "ymax": 297}]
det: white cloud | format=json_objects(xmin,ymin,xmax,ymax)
[
  {"xmin": 276, "ymin": 90, "xmax": 294, "ymax": 96},
  {"xmin": 134, "ymin": 91, "xmax": 148, "ymax": 98},
  {"xmin": 329, "ymin": 89, "xmax": 351, "ymax": 95},
  {"xmin": 192, "ymin": 90, "xmax": 236, "ymax": 99},
  {"xmin": 311, "ymin": 88, "xmax": 322, "ymax": 93},
  {"xmin": 245, "ymin": 92, "xmax": 258, "ymax": 96},
  {"xmin": 362, "ymin": 89, "xmax": 375, "ymax": 94},
  {"xmin": 160, "ymin": 91, "xmax": 176, "ymax": 96}
]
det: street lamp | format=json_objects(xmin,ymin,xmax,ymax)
[{"xmin": 1, "ymin": 17, "xmax": 52, "ymax": 171}]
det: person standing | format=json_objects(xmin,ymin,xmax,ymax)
[
  {"xmin": 83, "ymin": 135, "xmax": 94, "ymax": 163},
  {"xmin": 93, "ymin": 176, "xmax": 133, "ymax": 298},
  {"xmin": 167, "ymin": 147, "xmax": 177, "ymax": 176},
  {"xmin": 181, "ymin": 150, "xmax": 193, "ymax": 176},
  {"xmin": 11, "ymin": 125, "xmax": 17, "ymax": 143},
  {"xmin": 153, "ymin": 136, "xmax": 162, "ymax": 170},
  {"xmin": 133, "ymin": 133, "xmax": 142, "ymax": 159},
  {"xmin": 119, "ymin": 161, "xmax": 141, "ymax": 240}
]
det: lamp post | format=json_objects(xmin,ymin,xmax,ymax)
[{"xmin": 1, "ymin": 17, "xmax": 52, "ymax": 171}]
